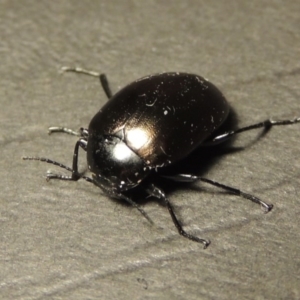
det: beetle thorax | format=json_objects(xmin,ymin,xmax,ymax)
[{"xmin": 87, "ymin": 135, "xmax": 150, "ymax": 192}]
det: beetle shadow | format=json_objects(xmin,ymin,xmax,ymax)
[{"xmin": 136, "ymin": 105, "xmax": 272, "ymax": 205}]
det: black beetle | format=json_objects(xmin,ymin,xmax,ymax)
[{"xmin": 23, "ymin": 67, "xmax": 300, "ymax": 248}]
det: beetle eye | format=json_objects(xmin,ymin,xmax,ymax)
[{"xmin": 103, "ymin": 136, "xmax": 116, "ymax": 145}]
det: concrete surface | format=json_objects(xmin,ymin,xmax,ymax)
[{"xmin": 1, "ymin": 1, "xmax": 300, "ymax": 299}]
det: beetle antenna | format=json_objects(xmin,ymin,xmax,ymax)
[
  {"xmin": 22, "ymin": 156, "xmax": 152, "ymax": 224},
  {"xmin": 116, "ymin": 193, "xmax": 154, "ymax": 225},
  {"xmin": 91, "ymin": 181, "xmax": 154, "ymax": 225}
]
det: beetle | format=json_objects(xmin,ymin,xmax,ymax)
[{"xmin": 23, "ymin": 67, "xmax": 300, "ymax": 248}]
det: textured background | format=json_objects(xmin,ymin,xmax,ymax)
[{"xmin": 1, "ymin": 1, "xmax": 300, "ymax": 299}]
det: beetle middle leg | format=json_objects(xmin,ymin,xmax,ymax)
[
  {"xmin": 48, "ymin": 127, "xmax": 89, "ymax": 137},
  {"xmin": 61, "ymin": 66, "xmax": 113, "ymax": 99},
  {"xmin": 204, "ymin": 117, "xmax": 300, "ymax": 146},
  {"xmin": 146, "ymin": 184, "xmax": 211, "ymax": 248}
]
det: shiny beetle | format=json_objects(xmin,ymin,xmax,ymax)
[{"xmin": 23, "ymin": 67, "xmax": 300, "ymax": 248}]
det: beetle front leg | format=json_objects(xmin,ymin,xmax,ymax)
[
  {"xmin": 146, "ymin": 184, "xmax": 210, "ymax": 248},
  {"xmin": 32, "ymin": 138, "xmax": 85, "ymax": 182},
  {"xmin": 46, "ymin": 139, "xmax": 88, "ymax": 181}
]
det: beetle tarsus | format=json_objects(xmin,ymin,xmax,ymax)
[
  {"xmin": 262, "ymin": 203, "xmax": 273, "ymax": 213},
  {"xmin": 61, "ymin": 66, "xmax": 100, "ymax": 77},
  {"xmin": 48, "ymin": 126, "xmax": 81, "ymax": 136},
  {"xmin": 46, "ymin": 172, "xmax": 72, "ymax": 181}
]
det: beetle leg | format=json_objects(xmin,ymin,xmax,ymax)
[
  {"xmin": 22, "ymin": 156, "xmax": 93, "ymax": 183},
  {"xmin": 67, "ymin": 139, "xmax": 88, "ymax": 180},
  {"xmin": 23, "ymin": 138, "xmax": 88, "ymax": 181},
  {"xmin": 146, "ymin": 184, "xmax": 210, "ymax": 248},
  {"xmin": 99, "ymin": 74, "xmax": 113, "ymax": 99},
  {"xmin": 48, "ymin": 127, "xmax": 88, "ymax": 137},
  {"xmin": 204, "ymin": 117, "xmax": 300, "ymax": 145},
  {"xmin": 61, "ymin": 66, "xmax": 113, "ymax": 99},
  {"xmin": 162, "ymin": 174, "xmax": 273, "ymax": 213}
]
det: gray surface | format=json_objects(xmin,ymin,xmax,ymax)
[{"xmin": 1, "ymin": 1, "xmax": 300, "ymax": 299}]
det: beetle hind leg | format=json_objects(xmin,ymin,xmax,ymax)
[
  {"xmin": 146, "ymin": 184, "xmax": 211, "ymax": 248},
  {"xmin": 205, "ymin": 117, "xmax": 300, "ymax": 145},
  {"xmin": 162, "ymin": 174, "xmax": 273, "ymax": 212}
]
